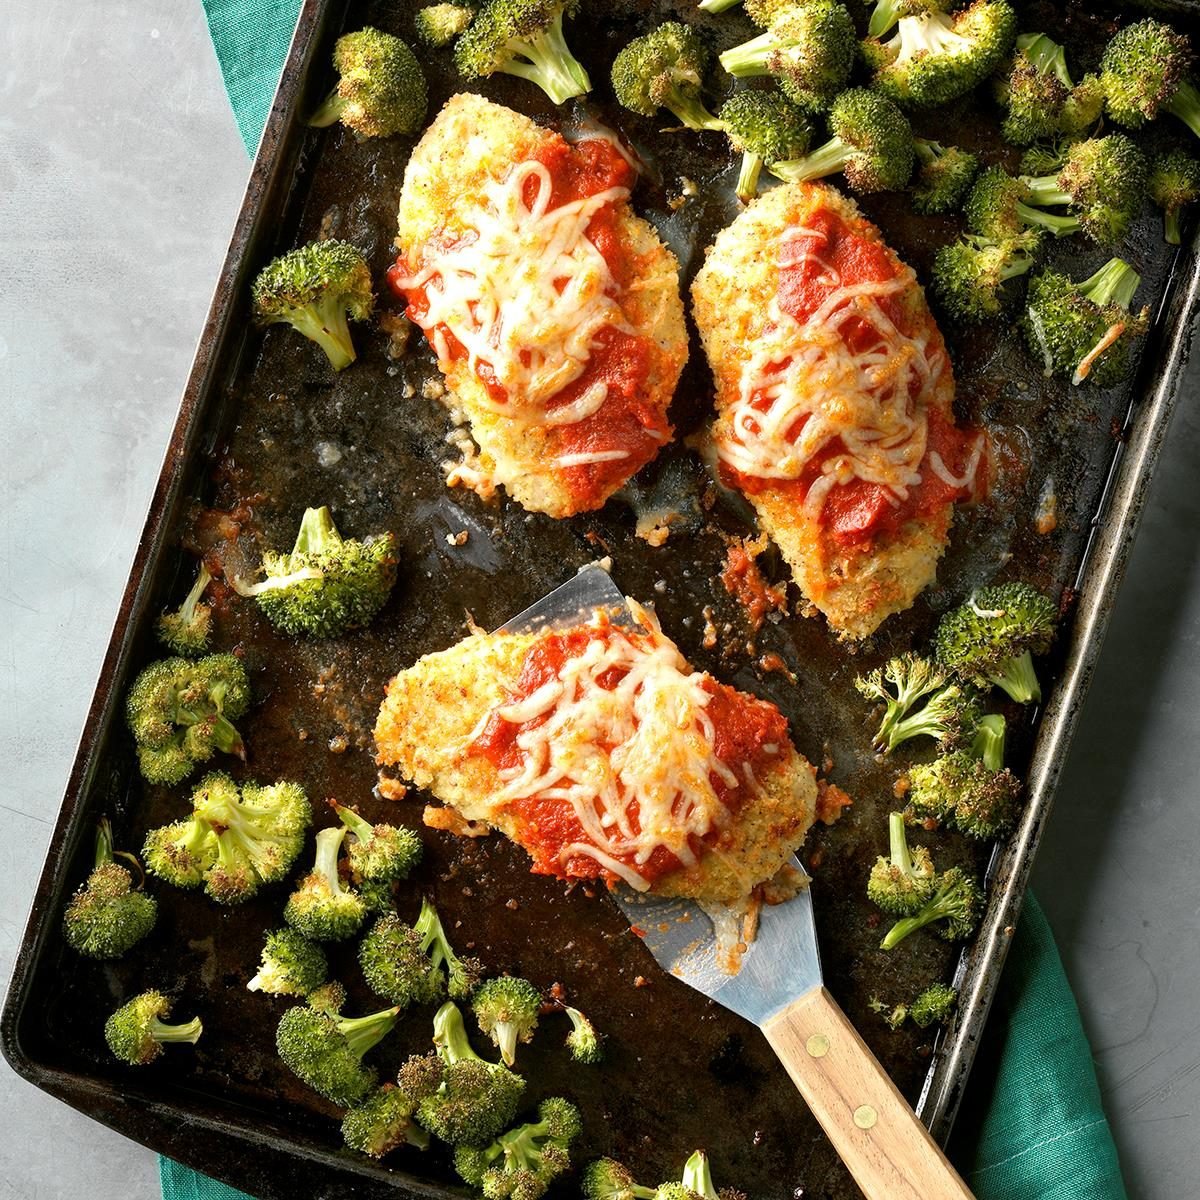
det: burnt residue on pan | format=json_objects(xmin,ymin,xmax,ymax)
[{"xmin": 4, "ymin": 2, "xmax": 1198, "ymax": 1199}]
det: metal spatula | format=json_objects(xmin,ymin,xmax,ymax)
[{"xmin": 500, "ymin": 566, "xmax": 975, "ymax": 1200}]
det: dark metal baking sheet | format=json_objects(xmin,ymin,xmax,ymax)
[{"xmin": 4, "ymin": 1, "xmax": 1198, "ymax": 1198}]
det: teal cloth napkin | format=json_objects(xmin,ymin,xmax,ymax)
[{"xmin": 168, "ymin": 7, "xmax": 1132, "ymax": 1197}]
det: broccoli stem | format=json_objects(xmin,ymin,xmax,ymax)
[
  {"xmin": 95, "ymin": 817, "xmax": 115, "ymax": 870},
  {"xmin": 314, "ymin": 826, "xmax": 351, "ymax": 897},
  {"xmin": 433, "ymin": 1001, "xmax": 481, "ymax": 1065},
  {"xmin": 497, "ymin": 12, "xmax": 591, "ymax": 105},
  {"xmin": 1079, "ymin": 258, "xmax": 1140, "ymax": 310},
  {"xmin": 699, "ymin": 0, "xmax": 742, "ymax": 11},
  {"xmin": 1166, "ymin": 209, "xmax": 1184, "ymax": 246},
  {"xmin": 208, "ymin": 714, "xmax": 247, "ymax": 758},
  {"xmin": 775, "ymin": 136, "xmax": 852, "ymax": 183},
  {"xmin": 890, "ymin": 13, "xmax": 973, "ymax": 66},
  {"xmin": 987, "ymin": 649, "xmax": 1041, "ymax": 704},
  {"xmin": 338, "ymin": 1007, "xmax": 403, "ymax": 1058},
  {"xmin": 1166, "ymin": 78, "xmax": 1200, "ymax": 141},
  {"xmin": 1022, "ymin": 176, "xmax": 1074, "ymax": 208},
  {"xmin": 150, "ymin": 1015, "xmax": 203, "ymax": 1045},
  {"xmin": 681, "ymin": 1151, "xmax": 718, "ymax": 1200},
  {"xmin": 737, "ymin": 151, "xmax": 765, "ymax": 204},
  {"xmin": 335, "ymin": 802, "xmax": 375, "ymax": 843},
  {"xmin": 868, "ymin": 0, "xmax": 905, "ymax": 39},
  {"xmin": 971, "ymin": 714, "xmax": 1006, "ymax": 772},
  {"xmin": 179, "ymin": 563, "xmax": 213, "ymax": 623},
  {"xmin": 293, "ymin": 505, "xmax": 342, "ymax": 556},
  {"xmin": 309, "ymin": 89, "xmax": 348, "ymax": 129},
  {"xmin": 718, "ymin": 32, "xmax": 777, "ymax": 78},
  {"xmin": 886, "ymin": 811, "xmax": 915, "ymax": 877},
  {"xmin": 881, "ymin": 883, "xmax": 964, "ymax": 949},
  {"xmin": 288, "ymin": 293, "xmax": 358, "ymax": 370},
  {"xmin": 667, "ymin": 90, "xmax": 727, "ymax": 133},
  {"xmin": 1016, "ymin": 200, "xmax": 1079, "ymax": 238}
]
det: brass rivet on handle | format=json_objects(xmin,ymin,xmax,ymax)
[
  {"xmin": 805, "ymin": 1033, "xmax": 830, "ymax": 1058},
  {"xmin": 853, "ymin": 1105, "xmax": 878, "ymax": 1130}
]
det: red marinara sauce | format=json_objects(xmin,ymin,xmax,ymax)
[
  {"xmin": 726, "ymin": 207, "xmax": 984, "ymax": 548},
  {"xmin": 471, "ymin": 626, "xmax": 790, "ymax": 887},
  {"xmin": 387, "ymin": 135, "xmax": 668, "ymax": 509}
]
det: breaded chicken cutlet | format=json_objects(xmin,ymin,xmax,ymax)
[
  {"xmin": 692, "ymin": 183, "xmax": 985, "ymax": 640},
  {"xmin": 389, "ymin": 93, "xmax": 687, "ymax": 518},
  {"xmin": 374, "ymin": 603, "xmax": 816, "ymax": 906}
]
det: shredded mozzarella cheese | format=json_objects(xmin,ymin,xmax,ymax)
[{"xmin": 395, "ymin": 155, "xmax": 631, "ymax": 423}]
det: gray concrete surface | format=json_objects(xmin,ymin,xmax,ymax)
[{"xmin": 1, "ymin": 4, "xmax": 1197, "ymax": 1198}]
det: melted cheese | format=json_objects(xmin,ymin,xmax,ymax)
[
  {"xmin": 717, "ymin": 224, "xmax": 956, "ymax": 518},
  {"xmin": 395, "ymin": 154, "xmax": 631, "ymax": 423},
  {"xmin": 477, "ymin": 605, "xmax": 768, "ymax": 891}
]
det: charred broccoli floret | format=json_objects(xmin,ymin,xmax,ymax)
[
  {"xmin": 718, "ymin": 1, "xmax": 857, "ymax": 112},
  {"xmin": 411, "ymin": 1001, "xmax": 526, "ymax": 1146},
  {"xmin": 104, "ymin": 990, "xmax": 202, "ymax": 1066},
  {"xmin": 564, "ymin": 1006, "xmax": 603, "ymax": 1064},
  {"xmin": 964, "ymin": 166, "xmax": 1073, "ymax": 243},
  {"xmin": 251, "ymin": 240, "xmax": 374, "ymax": 371},
  {"xmin": 910, "ymin": 982, "xmax": 958, "ymax": 1028},
  {"xmin": 611, "ymin": 22, "xmax": 724, "ymax": 132},
  {"xmin": 455, "ymin": 0, "xmax": 590, "ymax": 105},
  {"xmin": 472, "ymin": 976, "xmax": 541, "ymax": 1067},
  {"xmin": 342, "ymin": 1082, "xmax": 431, "ymax": 1157},
  {"xmin": 143, "ymin": 771, "xmax": 310, "ymax": 903},
  {"xmin": 1100, "ymin": 19, "xmax": 1200, "ymax": 141},
  {"xmin": 416, "ymin": 4, "xmax": 475, "ymax": 47},
  {"xmin": 1023, "ymin": 259, "xmax": 1149, "ymax": 388},
  {"xmin": 935, "ymin": 582, "xmax": 1058, "ymax": 703},
  {"xmin": 247, "ymin": 927, "xmax": 328, "ymax": 996},
  {"xmin": 453, "ymin": 1097, "xmax": 581, "ymax": 1199},
  {"xmin": 1017, "ymin": 135, "xmax": 1147, "ymax": 246},
  {"xmin": 276, "ymin": 991, "xmax": 401, "ymax": 1106},
  {"xmin": 63, "ymin": 818, "xmax": 157, "ymax": 959},
  {"xmin": 771, "ymin": 88, "xmax": 914, "ymax": 193},
  {"xmin": 581, "ymin": 1152, "xmax": 736, "ymax": 1200},
  {"xmin": 310, "ymin": 27, "xmax": 428, "ymax": 137},
  {"xmin": 1150, "ymin": 149, "xmax": 1200, "ymax": 245},
  {"xmin": 906, "ymin": 746, "xmax": 1022, "ymax": 838},
  {"xmin": 880, "ymin": 867, "xmax": 983, "ymax": 949},
  {"xmin": 285, "ymin": 825, "xmax": 367, "ymax": 941},
  {"xmin": 855, "ymin": 652, "xmax": 981, "ymax": 753},
  {"xmin": 868, "ymin": 811, "xmax": 937, "ymax": 916},
  {"xmin": 719, "ymin": 90, "xmax": 812, "ymax": 202},
  {"xmin": 862, "ymin": 0, "xmax": 1016, "ymax": 109},
  {"xmin": 125, "ymin": 652, "xmax": 250, "ymax": 785},
  {"xmin": 930, "ymin": 232, "xmax": 1039, "ymax": 322},
  {"xmin": 999, "ymin": 33, "xmax": 1103, "ymax": 146},
  {"xmin": 232, "ymin": 506, "xmax": 398, "ymax": 639},
  {"xmin": 156, "ymin": 563, "xmax": 213, "ymax": 657},
  {"xmin": 334, "ymin": 800, "xmax": 422, "ymax": 899},
  {"xmin": 910, "ymin": 139, "xmax": 978, "ymax": 215}
]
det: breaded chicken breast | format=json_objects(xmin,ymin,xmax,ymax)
[
  {"xmin": 374, "ymin": 607, "xmax": 816, "ymax": 906},
  {"xmin": 692, "ymin": 183, "xmax": 984, "ymax": 640},
  {"xmin": 390, "ymin": 93, "xmax": 688, "ymax": 518}
]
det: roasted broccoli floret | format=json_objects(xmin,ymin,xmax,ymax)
[
  {"xmin": 1150, "ymin": 149, "xmax": 1200, "ymax": 245},
  {"xmin": 862, "ymin": 0, "xmax": 1016, "ymax": 109},
  {"xmin": 1023, "ymin": 259, "xmax": 1149, "ymax": 388},
  {"xmin": 420, "ymin": 896, "xmax": 486, "ymax": 999},
  {"xmin": 964, "ymin": 166, "xmax": 1072, "ymax": 243},
  {"xmin": 906, "ymin": 749, "xmax": 1022, "ymax": 838},
  {"xmin": 104, "ymin": 990, "xmax": 202, "ymax": 1066},
  {"xmin": 999, "ymin": 33, "xmax": 1103, "ymax": 146},
  {"xmin": 143, "ymin": 771, "xmax": 310, "ymax": 903},
  {"xmin": 285, "ymin": 825, "xmax": 367, "ymax": 941},
  {"xmin": 1017, "ymin": 135, "xmax": 1147, "ymax": 246},
  {"xmin": 611, "ymin": 22, "xmax": 724, "ymax": 132},
  {"xmin": 232, "ymin": 506, "xmax": 398, "ymax": 638},
  {"xmin": 453, "ymin": 1097, "xmax": 581, "ymax": 1200},
  {"xmin": 1100, "ymin": 19, "xmax": 1200, "ymax": 141},
  {"xmin": 880, "ymin": 867, "xmax": 983, "ymax": 949},
  {"xmin": 416, "ymin": 4, "xmax": 475, "ymax": 47},
  {"xmin": 934, "ymin": 582, "xmax": 1058, "ymax": 703},
  {"xmin": 719, "ymin": 90, "xmax": 812, "ymax": 203},
  {"xmin": 771, "ymin": 88, "xmax": 914, "ymax": 193},
  {"xmin": 251, "ymin": 240, "xmax": 374, "ymax": 371},
  {"xmin": 930, "ymin": 232, "xmax": 1039, "ymax": 322},
  {"xmin": 276, "ymin": 991, "xmax": 401, "ymax": 1106},
  {"xmin": 855, "ymin": 653, "xmax": 981, "ymax": 753},
  {"xmin": 411, "ymin": 1001, "xmax": 526, "ymax": 1146},
  {"xmin": 868, "ymin": 812, "xmax": 937, "ymax": 916},
  {"xmin": 582, "ymin": 1158, "xmax": 654, "ymax": 1200},
  {"xmin": 247, "ymin": 927, "xmax": 328, "ymax": 996},
  {"xmin": 472, "ymin": 976, "xmax": 541, "ymax": 1067},
  {"xmin": 717, "ymin": 2, "xmax": 857, "ymax": 112},
  {"xmin": 156, "ymin": 563, "xmax": 213, "ymax": 657},
  {"xmin": 911, "ymin": 139, "xmax": 978, "ymax": 215},
  {"xmin": 63, "ymin": 818, "xmax": 157, "ymax": 959},
  {"xmin": 564, "ymin": 1006, "xmax": 603, "ymax": 1064},
  {"xmin": 342, "ymin": 1083, "xmax": 431, "ymax": 1157},
  {"xmin": 910, "ymin": 982, "xmax": 958, "ymax": 1028},
  {"xmin": 455, "ymin": 0, "xmax": 590, "ymax": 104},
  {"xmin": 360, "ymin": 910, "xmax": 441, "ymax": 1007},
  {"xmin": 334, "ymin": 801, "xmax": 423, "ymax": 897},
  {"xmin": 310, "ymin": 27, "xmax": 428, "ymax": 138},
  {"xmin": 125, "ymin": 652, "xmax": 250, "ymax": 785}
]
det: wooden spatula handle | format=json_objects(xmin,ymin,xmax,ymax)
[{"xmin": 762, "ymin": 986, "xmax": 975, "ymax": 1200}]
